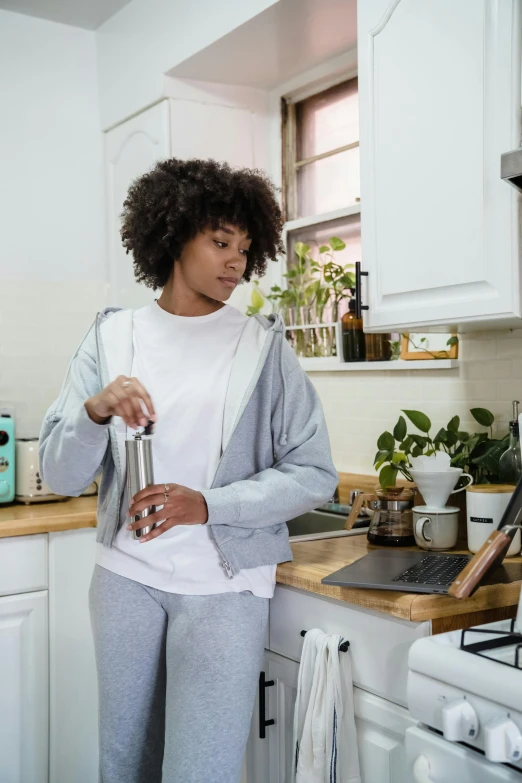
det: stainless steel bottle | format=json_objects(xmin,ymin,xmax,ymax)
[{"xmin": 126, "ymin": 431, "xmax": 156, "ymax": 540}]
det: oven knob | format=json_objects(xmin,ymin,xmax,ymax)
[
  {"xmin": 485, "ymin": 717, "xmax": 522, "ymax": 763},
  {"xmin": 441, "ymin": 699, "xmax": 479, "ymax": 742}
]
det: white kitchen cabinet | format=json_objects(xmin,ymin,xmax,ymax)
[
  {"xmin": 244, "ymin": 651, "xmax": 299, "ymax": 783},
  {"xmin": 0, "ymin": 533, "xmax": 48, "ymax": 597},
  {"xmin": 169, "ymin": 99, "xmax": 254, "ymax": 169},
  {"xmin": 105, "ymin": 100, "xmax": 171, "ymax": 309},
  {"xmin": 270, "ymin": 585, "xmax": 429, "ymax": 707},
  {"xmin": 266, "ymin": 651, "xmax": 300, "ymax": 783},
  {"xmin": 0, "ymin": 590, "xmax": 48, "ymax": 783},
  {"xmin": 245, "ymin": 646, "xmax": 415, "ymax": 783},
  {"xmin": 49, "ymin": 528, "xmax": 98, "ymax": 783},
  {"xmin": 244, "ymin": 653, "xmax": 272, "ymax": 783},
  {"xmin": 358, "ymin": 0, "xmax": 522, "ymax": 331},
  {"xmin": 355, "ymin": 688, "xmax": 416, "ymax": 783}
]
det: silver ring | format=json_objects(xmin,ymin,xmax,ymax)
[
  {"xmin": 122, "ymin": 380, "xmax": 132, "ymax": 388},
  {"xmin": 164, "ymin": 492, "xmax": 169, "ymax": 504},
  {"xmin": 164, "ymin": 483, "xmax": 170, "ymax": 492}
]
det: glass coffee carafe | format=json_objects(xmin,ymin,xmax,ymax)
[{"xmin": 346, "ymin": 487, "xmax": 415, "ymax": 546}]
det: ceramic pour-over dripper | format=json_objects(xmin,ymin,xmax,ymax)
[{"xmin": 409, "ymin": 452, "xmax": 473, "ymax": 508}]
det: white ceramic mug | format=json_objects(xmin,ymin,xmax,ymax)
[
  {"xmin": 413, "ymin": 505, "xmax": 459, "ymax": 551},
  {"xmin": 409, "ymin": 468, "xmax": 473, "ymax": 508},
  {"xmin": 466, "ymin": 484, "xmax": 521, "ymax": 557}
]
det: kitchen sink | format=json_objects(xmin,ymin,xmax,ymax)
[{"xmin": 286, "ymin": 509, "xmax": 370, "ymax": 543}]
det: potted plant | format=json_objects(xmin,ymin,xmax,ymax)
[
  {"xmin": 246, "ymin": 237, "xmax": 355, "ymax": 358},
  {"xmin": 374, "ymin": 407, "xmax": 509, "ymax": 489}
]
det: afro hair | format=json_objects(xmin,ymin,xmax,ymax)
[{"xmin": 120, "ymin": 158, "xmax": 284, "ymax": 289}]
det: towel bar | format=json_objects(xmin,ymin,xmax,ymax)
[{"xmin": 300, "ymin": 629, "xmax": 350, "ymax": 652}]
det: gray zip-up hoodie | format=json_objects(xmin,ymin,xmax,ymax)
[{"xmin": 39, "ymin": 307, "xmax": 338, "ymax": 577}]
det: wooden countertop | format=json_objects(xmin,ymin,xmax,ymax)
[
  {"xmin": 2, "ymin": 493, "xmax": 521, "ymax": 628},
  {"xmin": 0, "ymin": 496, "xmax": 97, "ymax": 537},
  {"xmin": 278, "ymin": 534, "xmax": 522, "ymax": 626}
]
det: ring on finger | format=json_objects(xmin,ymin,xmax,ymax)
[
  {"xmin": 164, "ymin": 492, "xmax": 169, "ymax": 504},
  {"xmin": 122, "ymin": 379, "xmax": 132, "ymax": 388}
]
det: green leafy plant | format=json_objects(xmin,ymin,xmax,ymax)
[
  {"xmin": 374, "ymin": 408, "xmax": 508, "ymax": 488},
  {"xmin": 245, "ymin": 280, "xmax": 298, "ymax": 317},
  {"xmin": 245, "ymin": 237, "xmax": 355, "ymax": 320}
]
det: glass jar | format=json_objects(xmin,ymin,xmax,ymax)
[{"xmin": 365, "ymin": 333, "xmax": 392, "ymax": 362}]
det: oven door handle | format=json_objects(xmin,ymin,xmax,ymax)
[{"xmin": 413, "ymin": 755, "xmax": 432, "ymax": 783}]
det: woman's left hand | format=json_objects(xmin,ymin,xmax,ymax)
[{"xmin": 127, "ymin": 483, "xmax": 209, "ymax": 542}]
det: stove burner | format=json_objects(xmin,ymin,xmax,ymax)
[{"xmin": 460, "ymin": 619, "xmax": 522, "ymax": 669}]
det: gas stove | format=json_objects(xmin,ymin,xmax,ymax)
[{"xmin": 406, "ymin": 619, "xmax": 522, "ymax": 781}]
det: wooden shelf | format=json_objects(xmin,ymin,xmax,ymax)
[{"xmin": 300, "ymin": 358, "xmax": 459, "ymax": 372}]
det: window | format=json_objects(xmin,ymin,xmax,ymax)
[
  {"xmin": 284, "ymin": 77, "xmax": 360, "ymax": 221},
  {"xmin": 282, "ymin": 76, "xmax": 361, "ymax": 320}
]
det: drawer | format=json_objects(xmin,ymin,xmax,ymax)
[
  {"xmin": 269, "ymin": 585, "xmax": 429, "ymax": 706},
  {"xmin": 0, "ymin": 534, "xmax": 48, "ymax": 596}
]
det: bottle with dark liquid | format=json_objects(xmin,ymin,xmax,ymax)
[{"xmin": 341, "ymin": 294, "xmax": 366, "ymax": 362}]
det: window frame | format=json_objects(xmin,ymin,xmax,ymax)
[
  {"xmin": 282, "ymin": 72, "xmax": 360, "ymax": 224},
  {"xmin": 280, "ymin": 70, "xmax": 361, "ymax": 289}
]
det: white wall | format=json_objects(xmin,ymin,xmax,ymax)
[
  {"xmin": 96, "ymin": 0, "xmax": 278, "ymax": 129},
  {"xmin": 0, "ymin": 11, "xmax": 107, "ymax": 438},
  {"xmin": 310, "ymin": 331, "xmax": 522, "ymax": 476}
]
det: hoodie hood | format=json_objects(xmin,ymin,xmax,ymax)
[{"xmin": 254, "ymin": 312, "xmax": 288, "ymax": 446}]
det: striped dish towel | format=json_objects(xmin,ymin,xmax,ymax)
[{"xmin": 292, "ymin": 628, "xmax": 361, "ymax": 783}]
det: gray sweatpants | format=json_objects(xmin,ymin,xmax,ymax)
[{"xmin": 89, "ymin": 565, "xmax": 269, "ymax": 783}]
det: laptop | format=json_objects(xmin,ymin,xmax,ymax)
[{"xmin": 321, "ymin": 478, "xmax": 522, "ymax": 595}]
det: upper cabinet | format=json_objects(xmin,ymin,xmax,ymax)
[
  {"xmin": 105, "ymin": 101, "xmax": 171, "ymax": 310},
  {"xmin": 358, "ymin": 0, "xmax": 522, "ymax": 331}
]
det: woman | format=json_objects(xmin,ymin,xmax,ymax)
[{"xmin": 39, "ymin": 158, "xmax": 337, "ymax": 783}]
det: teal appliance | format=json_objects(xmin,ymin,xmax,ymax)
[{"xmin": 0, "ymin": 415, "xmax": 15, "ymax": 503}]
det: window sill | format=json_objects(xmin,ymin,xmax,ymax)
[{"xmin": 299, "ymin": 358, "xmax": 459, "ymax": 372}]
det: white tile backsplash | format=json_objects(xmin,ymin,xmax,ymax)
[
  {"xmin": 0, "ymin": 280, "xmax": 108, "ymax": 439},
  {"xmin": 309, "ymin": 330, "xmax": 522, "ymax": 475}
]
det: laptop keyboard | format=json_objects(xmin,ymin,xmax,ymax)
[{"xmin": 392, "ymin": 555, "xmax": 470, "ymax": 585}]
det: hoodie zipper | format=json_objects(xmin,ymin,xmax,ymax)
[{"xmin": 222, "ymin": 561, "xmax": 233, "ymax": 578}]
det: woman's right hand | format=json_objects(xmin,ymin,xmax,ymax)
[{"xmin": 85, "ymin": 376, "xmax": 156, "ymax": 429}]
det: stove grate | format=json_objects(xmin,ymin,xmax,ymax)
[{"xmin": 460, "ymin": 620, "xmax": 522, "ymax": 669}]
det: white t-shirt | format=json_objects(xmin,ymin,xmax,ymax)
[{"xmin": 96, "ymin": 301, "xmax": 276, "ymax": 597}]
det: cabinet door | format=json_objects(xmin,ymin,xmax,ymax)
[
  {"xmin": 243, "ymin": 653, "xmax": 271, "ymax": 783},
  {"xmin": 358, "ymin": 0, "xmax": 521, "ymax": 331},
  {"xmin": 0, "ymin": 590, "xmax": 48, "ymax": 783},
  {"xmin": 354, "ymin": 688, "xmax": 416, "ymax": 783},
  {"xmin": 267, "ymin": 652, "xmax": 299, "ymax": 783},
  {"xmin": 49, "ymin": 528, "xmax": 98, "ymax": 783},
  {"xmin": 105, "ymin": 101, "xmax": 171, "ymax": 309}
]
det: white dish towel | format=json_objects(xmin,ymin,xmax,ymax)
[{"xmin": 292, "ymin": 628, "xmax": 361, "ymax": 783}]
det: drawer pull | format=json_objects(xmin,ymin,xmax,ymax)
[
  {"xmin": 300, "ymin": 629, "xmax": 350, "ymax": 652},
  {"xmin": 258, "ymin": 670, "xmax": 275, "ymax": 739}
]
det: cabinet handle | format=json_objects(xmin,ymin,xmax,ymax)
[
  {"xmin": 258, "ymin": 671, "xmax": 275, "ymax": 739},
  {"xmin": 355, "ymin": 261, "xmax": 369, "ymax": 320}
]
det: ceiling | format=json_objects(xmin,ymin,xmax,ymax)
[
  {"xmin": 169, "ymin": 0, "xmax": 357, "ymax": 90},
  {"xmin": 0, "ymin": 0, "xmax": 133, "ymax": 29}
]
